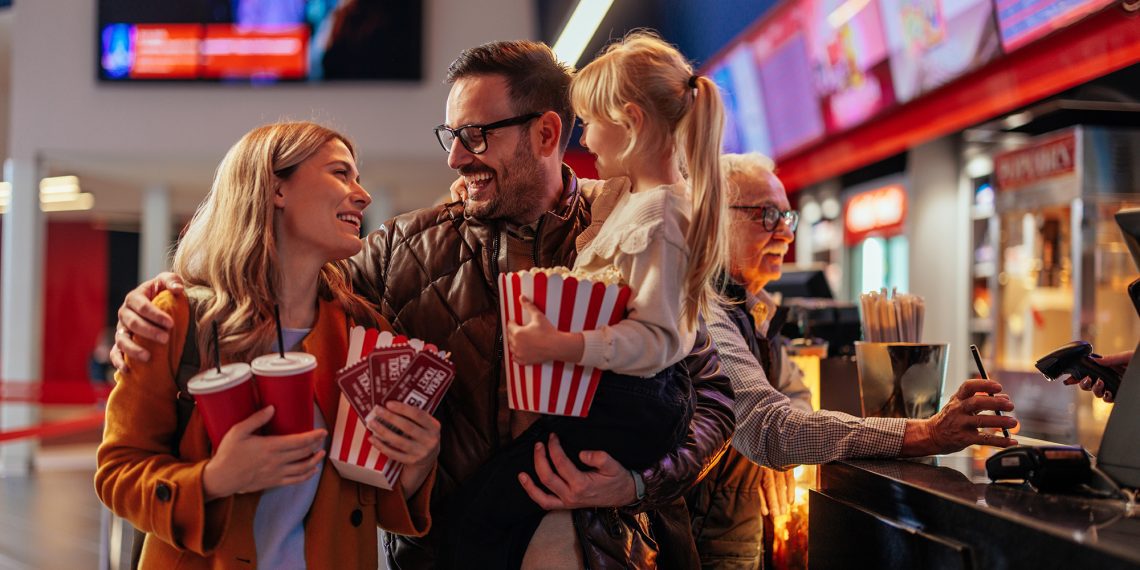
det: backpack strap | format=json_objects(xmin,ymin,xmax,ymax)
[{"xmin": 172, "ymin": 303, "xmax": 201, "ymax": 451}]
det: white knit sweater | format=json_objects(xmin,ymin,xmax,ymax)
[{"xmin": 573, "ymin": 177, "xmax": 696, "ymax": 377}]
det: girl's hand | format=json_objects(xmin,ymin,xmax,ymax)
[
  {"xmin": 506, "ymin": 297, "xmax": 583, "ymax": 364},
  {"xmin": 366, "ymin": 400, "xmax": 441, "ymax": 498},
  {"xmin": 202, "ymin": 406, "xmax": 327, "ymax": 501}
]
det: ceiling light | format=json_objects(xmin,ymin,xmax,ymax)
[{"xmin": 552, "ymin": 0, "xmax": 615, "ymax": 67}]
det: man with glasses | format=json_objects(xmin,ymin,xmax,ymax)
[{"xmin": 688, "ymin": 153, "xmax": 1019, "ymax": 568}]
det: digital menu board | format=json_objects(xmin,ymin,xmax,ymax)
[
  {"xmin": 994, "ymin": 0, "xmax": 1116, "ymax": 52},
  {"xmin": 752, "ymin": 2, "xmax": 827, "ymax": 157},
  {"xmin": 802, "ymin": 0, "xmax": 896, "ymax": 132},
  {"xmin": 881, "ymin": 0, "xmax": 1002, "ymax": 103},
  {"xmin": 98, "ymin": 0, "xmax": 423, "ymax": 82}
]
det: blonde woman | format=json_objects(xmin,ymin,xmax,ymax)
[
  {"xmin": 449, "ymin": 31, "xmax": 727, "ymax": 567},
  {"xmin": 96, "ymin": 122, "xmax": 438, "ymax": 569}
]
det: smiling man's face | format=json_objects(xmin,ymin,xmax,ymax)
[
  {"xmin": 443, "ymin": 74, "xmax": 546, "ymax": 224},
  {"xmin": 728, "ymin": 168, "xmax": 795, "ymax": 292}
]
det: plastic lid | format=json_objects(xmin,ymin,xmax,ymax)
[
  {"xmin": 251, "ymin": 352, "xmax": 317, "ymax": 376},
  {"xmin": 186, "ymin": 363, "xmax": 253, "ymax": 395}
]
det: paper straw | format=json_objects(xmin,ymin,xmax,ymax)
[
  {"xmin": 274, "ymin": 304, "xmax": 286, "ymax": 358},
  {"xmin": 211, "ymin": 321, "xmax": 222, "ymax": 373}
]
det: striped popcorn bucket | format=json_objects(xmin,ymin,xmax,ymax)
[
  {"xmin": 498, "ymin": 270, "xmax": 631, "ymax": 417},
  {"xmin": 329, "ymin": 326, "xmax": 401, "ymax": 490}
]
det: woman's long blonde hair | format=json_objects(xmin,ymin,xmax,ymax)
[
  {"xmin": 571, "ymin": 31, "xmax": 727, "ymax": 327},
  {"xmin": 172, "ymin": 121, "xmax": 380, "ymax": 364}
]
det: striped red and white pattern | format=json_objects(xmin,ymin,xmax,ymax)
[
  {"xmin": 329, "ymin": 326, "xmax": 401, "ymax": 490},
  {"xmin": 498, "ymin": 270, "xmax": 631, "ymax": 417}
]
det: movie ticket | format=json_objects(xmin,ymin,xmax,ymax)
[
  {"xmin": 368, "ymin": 346, "xmax": 415, "ymax": 404},
  {"xmin": 381, "ymin": 350, "xmax": 454, "ymax": 415},
  {"xmin": 335, "ymin": 359, "xmax": 373, "ymax": 420}
]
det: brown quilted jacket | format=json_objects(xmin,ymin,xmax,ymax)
[{"xmin": 347, "ymin": 172, "xmax": 735, "ymax": 569}]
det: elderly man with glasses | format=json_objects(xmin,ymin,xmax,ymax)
[{"xmin": 686, "ymin": 153, "xmax": 1020, "ymax": 569}]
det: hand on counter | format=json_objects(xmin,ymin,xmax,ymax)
[
  {"xmin": 1063, "ymin": 350, "xmax": 1130, "ymax": 403},
  {"xmin": 900, "ymin": 378, "xmax": 1018, "ymax": 457}
]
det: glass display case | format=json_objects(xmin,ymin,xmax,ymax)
[{"xmin": 991, "ymin": 126, "xmax": 1140, "ymax": 449}]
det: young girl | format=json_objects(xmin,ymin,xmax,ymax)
[
  {"xmin": 96, "ymin": 122, "xmax": 440, "ymax": 569},
  {"xmin": 449, "ymin": 31, "xmax": 727, "ymax": 567}
]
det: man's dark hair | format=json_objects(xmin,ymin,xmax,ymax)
[{"xmin": 446, "ymin": 40, "xmax": 575, "ymax": 154}]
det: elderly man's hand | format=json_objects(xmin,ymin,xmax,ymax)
[
  {"xmin": 900, "ymin": 378, "xmax": 1018, "ymax": 456},
  {"xmin": 517, "ymin": 434, "xmax": 637, "ymax": 510},
  {"xmin": 758, "ymin": 466, "xmax": 797, "ymax": 517}
]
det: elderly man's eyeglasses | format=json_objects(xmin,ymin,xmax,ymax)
[
  {"xmin": 729, "ymin": 205, "xmax": 799, "ymax": 232},
  {"xmin": 433, "ymin": 112, "xmax": 543, "ymax": 155}
]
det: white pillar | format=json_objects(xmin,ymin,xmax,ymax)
[
  {"xmin": 140, "ymin": 184, "xmax": 171, "ymax": 280},
  {"xmin": 907, "ymin": 137, "xmax": 971, "ymax": 399},
  {"xmin": 1, "ymin": 156, "xmax": 44, "ymax": 474}
]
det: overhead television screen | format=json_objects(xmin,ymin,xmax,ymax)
[
  {"xmin": 802, "ymin": 0, "xmax": 897, "ymax": 133},
  {"xmin": 98, "ymin": 0, "xmax": 423, "ymax": 82},
  {"xmin": 881, "ymin": 0, "xmax": 1002, "ymax": 103},
  {"xmin": 994, "ymin": 0, "xmax": 1115, "ymax": 52}
]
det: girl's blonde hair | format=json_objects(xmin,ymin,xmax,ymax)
[
  {"xmin": 172, "ymin": 121, "xmax": 380, "ymax": 364},
  {"xmin": 571, "ymin": 31, "xmax": 727, "ymax": 327}
]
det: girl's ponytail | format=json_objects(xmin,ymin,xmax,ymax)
[{"xmin": 676, "ymin": 75, "xmax": 727, "ymax": 327}]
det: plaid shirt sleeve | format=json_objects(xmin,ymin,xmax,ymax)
[{"xmin": 706, "ymin": 303, "xmax": 908, "ymax": 469}]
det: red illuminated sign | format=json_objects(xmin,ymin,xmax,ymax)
[
  {"xmin": 993, "ymin": 132, "xmax": 1077, "ymax": 191},
  {"xmin": 844, "ymin": 184, "xmax": 908, "ymax": 245}
]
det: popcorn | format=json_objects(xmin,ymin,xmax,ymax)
[
  {"xmin": 526, "ymin": 265, "xmax": 626, "ymax": 287},
  {"xmin": 499, "ymin": 268, "xmax": 631, "ymax": 417}
]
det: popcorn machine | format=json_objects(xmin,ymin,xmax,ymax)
[{"xmin": 990, "ymin": 126, "xmax": 1140, "ymax": 449}]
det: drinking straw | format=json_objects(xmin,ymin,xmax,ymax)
[
  {"xmin": 273, "ymin": 304, "xmax": 286, "ymax": 359},
  {"xmin": 211, "ymin": 321, "xmax": 222, "ymax": 373}
]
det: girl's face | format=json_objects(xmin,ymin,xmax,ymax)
[
  {"xmin": 274, "ymin": 139, "xmax": 371, "ymax": 263},
  {"xmin": 579, "ymin": 114, "xmax": 631, "ymax": 180}
]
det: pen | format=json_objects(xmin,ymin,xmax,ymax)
[{"xmin": 969, "ymin": 344, "xmax": 1011, "ymax": 440}]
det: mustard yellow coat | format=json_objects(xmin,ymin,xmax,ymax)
[{"xmin": 95, "ymin": 292, "xmax": 433, "ymax": 569}]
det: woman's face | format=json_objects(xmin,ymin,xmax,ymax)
[
  {"xmin": 579, "ymin": 114, "xmax": 631, "ymax": 180},
  {"xmin": 274, "ymin": 139, "xmax": 371, "ymax": 263}
]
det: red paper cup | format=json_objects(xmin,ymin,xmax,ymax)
[
  {"xmin": 251, "ymin": 352, "xmax": 317, "ymax": 435},
  {"xmin": 187, "ymin": 363, "xmax": 257, "ymax": 448},
  {"xmin": 498, "ymin": 269, "xmax": 631, "ymax": 417}
]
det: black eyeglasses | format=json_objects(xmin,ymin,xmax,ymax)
[
  {"xmin": 729, "ymin": 205, "xmax": 799, "ymax": 232},
  {"xmin": 433, "ymin": 112, "xmax": 543, "ymax": 155}
]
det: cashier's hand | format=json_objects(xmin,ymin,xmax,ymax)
[
  {"xmin": 110, "ymin": 272, "xmax": 185, "ymax": 371},
  {"xmin": 901, "ymin": 378, "xmax": 1018, "ymax": 456},
  {"xmin": 759, "ymin": 466, "xmax": 797, "ymax": 518},
  {"xmin": 507, "ymin": 298, "xmax": 585, "ymax": 364},
  {"xmin": 1063, "ymin": 350, "xmax": 1130, "ymax": 403},
  {"xmin": 518, "ymin": 433, "xmax": 637, "ymax": 510}
]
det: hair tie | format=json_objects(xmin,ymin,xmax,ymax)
[{"xmin": 688, "ymin": 75, "xmax": 699, "ymax": 89}]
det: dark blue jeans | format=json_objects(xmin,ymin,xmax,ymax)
[{"xmin": 445, "ymin": 365, "xmax": 692, "ymax": 569}]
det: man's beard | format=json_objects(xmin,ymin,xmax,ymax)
[{"xmin": 465, "ymin": 137, "xmax": 547, "ymax": 224}]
